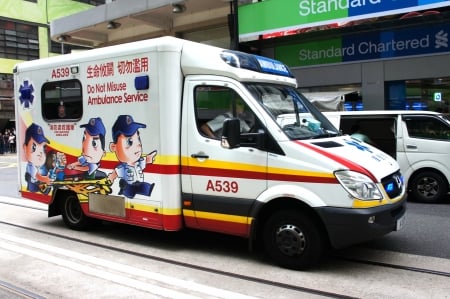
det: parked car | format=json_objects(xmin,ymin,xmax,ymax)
[{"xmin": 324, "ymin": 110, "xmax": 450, "ymax": 203}]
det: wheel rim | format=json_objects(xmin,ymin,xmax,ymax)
[
  {"xmin": 417, "ymin": 177, "xmax": 439, "ymax": 199},
  {"xmin": 66, "ymin": 197, "xmax": 82, "ymax": 224},
  {"xmin": 275, "ymin": 224, "xmax": 306, "ymax": 256}
]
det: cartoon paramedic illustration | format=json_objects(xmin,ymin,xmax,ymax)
[
  {"xmin": 23, "ymin": 123, "xmax": 54, "ymax": 193},
  {"xmin": 67, "ymin": 117, "xmax": 107, "ymax": 180},
  {"xmin": 108, "ymin": 115, "xmax": 157, "ymax": 198}
]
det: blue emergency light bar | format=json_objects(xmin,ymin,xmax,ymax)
[{"xmin": 220, "ymin": 50, "xmax": 294, "ymax": 78}]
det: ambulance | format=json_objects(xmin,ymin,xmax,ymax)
[{"xmin": 14, "ymin": 36, "xmax": 406, "ymax": 270}]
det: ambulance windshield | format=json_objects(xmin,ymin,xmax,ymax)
[{"xmin": 245, "ymin": 83, "xmax": 339, "ymax": 140}]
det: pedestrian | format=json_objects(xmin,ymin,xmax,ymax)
[
  {"xmin": 3, "ymin": 132, "xmax": 9, "ymax": 153},
  {"xmin": 0, "ymin": 132, "xmax": 4, "ymax": 154},
  {"xmin": 8, "ymin": 132, "xmax": 16, "ymax": 153}
]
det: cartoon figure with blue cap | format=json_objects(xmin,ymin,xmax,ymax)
[
  {"xmin": 68, "ymin": 117, "xmax": 107, "ymax": 180},
  {"xmin": 108, "ymin": 115, "xmax": 157, "ymax": 198},
  {"xmin": 23, "ymin": 123, "xmax": 54, "ymax": 193}
]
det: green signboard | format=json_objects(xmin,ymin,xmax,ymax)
[
  {"xmin": 275, "ymin": 38, "xmax": 343, "ymax": 66},
  {"xmin": 238, "ymin": 0, "xmax": 450, "ymax": 39},
  {"xmin": 275, "ymin": 23, "xmax": 450, "ymax": 67}
]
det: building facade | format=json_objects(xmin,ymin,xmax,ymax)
[
  {"xmin": 240, "ymin": 1, "xmax": 450, "ymax": 112},
  {"xmin": 2, "ymin": 0, "xmax": 450, "ymax": 127},
  {"xmin": 0, "ymin": 0, "xmax": 103, "ymax": 130}
]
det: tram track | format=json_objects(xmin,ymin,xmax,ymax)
[
  {"xmin": 0, "ymin": 280, "xmax": 45, "ymax": 299},
  {"xmin": 0, "ymin": 219, "xmax": 356, "ymax": 299},
  {"xmin": 1, "ymin": 199, "xmax": 450, "ymax": 298}
]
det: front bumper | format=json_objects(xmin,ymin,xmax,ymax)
[{"xmin": 315, "ymin": 197, "xmax": 406, "ymax": 249}]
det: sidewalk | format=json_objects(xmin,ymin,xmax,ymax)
[{"xmin": 0, "ymin": 153, "xmax": 17, "ymax": 162}]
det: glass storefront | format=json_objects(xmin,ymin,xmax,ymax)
[
  {"xmin": 386, "ymin": 77, "xmax": 450, "ymax": 112},
  {"xmin": 405, "ymin": 77, "xmax": 450, "ymax": 112}
]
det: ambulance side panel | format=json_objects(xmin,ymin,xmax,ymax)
[{"xmin": 15, "ymin": 40, "xmax": 185, "ymax": 231}]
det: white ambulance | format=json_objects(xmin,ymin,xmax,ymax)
[{"xmin": 14, "ymin": 36, "xmax": 406, "ymax": 270}]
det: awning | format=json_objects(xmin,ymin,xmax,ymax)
[
  {"xmin": 303, "ymin": 91, "xmax": 358, "ymax": 111},
  {"xmin": 50, "ymin": 0, "xmax": 234, "ymax": 47}
]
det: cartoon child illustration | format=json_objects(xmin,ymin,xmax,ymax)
[
  {"xmin": 67, "ymin": 117, "xmax": 107, "ymax": 180},
  {"xmin": 45, "ymin": 151, "xmax": 67, "ymax": 181},
  {"xmin": 108, "ymin": 115, "xmax": 157, "ymax": 198},
  {"xmin": 23, "ymin": 123, "xmax": 54, "ymax": 193}
]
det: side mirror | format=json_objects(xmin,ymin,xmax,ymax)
[{"xmin": 221, "ymin": 118, "xmax": 241, "ymax": 149}]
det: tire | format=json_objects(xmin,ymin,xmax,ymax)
[
  {"xmin": 409, "ymin": 171, "xmax": 448, "ymax": 203},
  {"xmin": 60, "ymin": 193, "xmax": 92, "ymax": 230},
  {"xmin": 262, "ymin": 210, "xmax": 325, "ymax": 270}
]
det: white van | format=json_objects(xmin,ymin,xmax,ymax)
[
  {"xmin": 324, "ymin": 110, "xmax": 450, "ymax": 203},
  {"xmin": 14, "ymin": 36, "xmax": 406, "ymax": 269}
]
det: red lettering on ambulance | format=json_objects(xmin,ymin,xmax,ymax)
[
  {"xmin": 206, "ymin": 180, "xmax": 239, "ymax": 193},
  {"xmin": 123, "ymin": 92, "xmax": 148, "ymax": 103},
  {"xmin": 51, "ymin": 67, "xmax": 70, "ymax": 79}
]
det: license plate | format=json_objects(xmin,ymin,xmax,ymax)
[{"xmin": 396, "ymin": 214, "xmax": 406, "ymax": 231}]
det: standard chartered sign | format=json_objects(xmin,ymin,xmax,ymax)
[
  {"xmin": 299, "ymin": 36, "xmax": 430, "ymax": 60},
  {"xmin": 299, "ymin": 0, "xmax": 381, "ymax": 17},
  {"xmin": 276, "ymin": 24, "xmax": 450, "ymax": 67},
  {"xmin": 239, "ymin": 0, "xmax": 450, "ymax": 38}
]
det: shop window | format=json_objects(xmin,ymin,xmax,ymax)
[
  {"xmin": 42, "ymin": 80, "xmax": 83, "ymax": 121},
  {"xmin": 403, "ymin": 78, "xmax": 449, "ymax": 112}
]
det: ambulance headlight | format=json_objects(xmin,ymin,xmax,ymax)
[{"xmin": 335, "ymin": 170, "xmax": 383, "ymax": 200}]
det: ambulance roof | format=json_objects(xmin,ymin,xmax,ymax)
[{"xmin": 14, "ymin": 36, "xmax": 297, "ymax": 87}]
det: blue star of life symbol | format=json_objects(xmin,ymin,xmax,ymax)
[
  {"xmin": 345, "ymin": 139, "xmax": 372, "ymax": 153},
  {"xmin": 19, "ymin": 80, "xmax": 34, "ymax": 108}
]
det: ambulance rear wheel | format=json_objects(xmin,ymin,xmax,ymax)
[
  {"xmin": 61, "ymin": 193, "xmax": 91, "ymax": 230},
  {"xmin": 263, "ymin": 210, "xmax": 324, "ymax": 270}
]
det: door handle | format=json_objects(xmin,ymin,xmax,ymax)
[
  {"xmin": 406, "ymin": 144, "xmax": 417, "ymax": 149},
  {"xmin": 191, "ymin": 153, "xmax": 209, "ymax": 159}
]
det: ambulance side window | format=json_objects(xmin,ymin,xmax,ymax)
[
  {"xmin": 194, "ymin": 86, "xmax": 255, "ymax": 140},
  {"xmin": 41, "ymin": 79, "xmax": 82, "ymax": 121}
]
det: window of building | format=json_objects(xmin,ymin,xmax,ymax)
[
  {"xmin": 0, "ymin": 19, "xmax": 39, "ymax": 60},
  {"xmin": 42, "ymin": 80, "xmax": 83, "ymax": 121}
]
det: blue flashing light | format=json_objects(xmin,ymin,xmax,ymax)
[
  {"xmin": 386, "ymin": 182, "xmax": 394, "ymax": 193},
  {"xmin": 220, "ymin": 50, "xmax": 294, "ymax": 78},
  {"xmin": 135, "ymin": 75, "xmax": 149, "ymax": 90},
  {"xmin": 220, "ymin": 51, "xmax": 259, "ymax": 72}
]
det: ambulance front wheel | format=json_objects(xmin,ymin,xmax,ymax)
[
  {"xmin": 60, "ymin": 193, "xmax": 92, "ymax": 230},
  {"xmin": 263, "ymin": 209, "xmax": 325, "ymax": 270}
]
